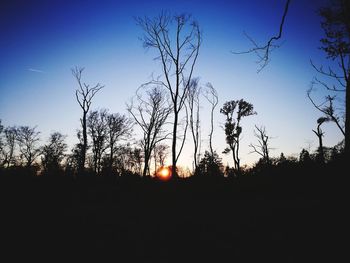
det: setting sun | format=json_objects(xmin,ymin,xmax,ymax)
[{"xmin": 156, "ymin": 166, "xmax": 172, "ymax": 181}]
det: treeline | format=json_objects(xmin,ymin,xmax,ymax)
[{"xmin": 0, "ymin": 116, "xmax": 345, "ymax": 179}]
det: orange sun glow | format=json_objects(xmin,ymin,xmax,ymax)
[{"xmin": 156, "ymin": 166, "xmax": 172, "ymax": 181}]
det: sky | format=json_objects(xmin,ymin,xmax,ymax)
[{"xmin": 0, "ymin": 0, "xmax": 345, "ymax": 170}]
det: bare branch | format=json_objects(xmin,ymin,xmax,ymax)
[{"xmin": 232, "ymin": 0, "xmax": 290, "ymax": 72}]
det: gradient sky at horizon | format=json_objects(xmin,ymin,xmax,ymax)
[{"xmin": 0, "ymin": 0, "xmax": 344, "ymax": 170}]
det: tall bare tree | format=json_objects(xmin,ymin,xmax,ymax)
[
  {"xmin": 203, "ymin": 82, "xmax": 218, "ymax": 157},
  {"xmin": 187, "ymin": 78, "xmax": 201, "ymax": 171},
  {"xmin": 16, "ymin": 126, "xmax": 41, "ymax": 168},
  {"xmin": 127, "ymin": 86, "xmax": 171, "ymax": 177},
  {"xmin": 72, "ymin": 66, "xmax": 103, "ymax": 173},
  {"xmin": 220, "ymin": 99, "xmax": 256, "ymax": 174},
  {"xmin": 136, "ymin": 12, "xmax": 201, "ymax": 177}
]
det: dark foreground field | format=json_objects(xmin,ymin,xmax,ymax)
[{"xmin": 0, "ymin": 165, "xmax": 346, "ymax": 262}]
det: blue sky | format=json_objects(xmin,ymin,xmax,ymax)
[{"xmin": 0, "ymin": 0, "xmax": 344, "ymax": 169}]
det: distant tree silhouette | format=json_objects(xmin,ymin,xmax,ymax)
[
  {"xmin": 153, "ymin": 143, "xmax": 169, "ymax": 174},
  {"xmin": 249, "ymin": 125, "xmax": 273, "ymax": 165},
  {"xmin": 16, "ymin": 126, "xmax": 41, "ymax": 168},
  {"xmin": 197, "ymin": 150, "xmax": 223, "ymax": 177},
  {"xmin": 220, "ymin": 99, "xmax": 256, "ymax": 175},
  {"xmin": 127, "ymin": 86, "xmax": 171, "ymax": 177},
  {"xmin": 136, "ymin": 12, "xmax": 201, "ymax": 177},
  {"xmin": 72, "ymin": 66, "xmax": 104, "ymax": 174},
  {"xmin": 203, "ymin": 83, "xmax": 218, "ymax": 158},
  {"xmin": 105, "ymin": 112, "xmax": 132, "ymax": 175},
  {"xmin": 0, "ymin": 123, "xmax": 17, "ymax": 168},
  {"xmin": 87, "ymin": 109, "xmax": 108, "ymax": 175},
  {"xmin": 299, "ymin": 148, "xmax": 312, "ymax": 164},
  {"xmin": 187, "ymin": 78, "xmax": 201, "ymax": 171},
  {"xmin": 41, "ymin": 132, "xmax": 67, "ymax": 175}
]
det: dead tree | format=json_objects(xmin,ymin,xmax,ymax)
[
  {"xmin": 249, "ymin": 125, "xmax": 273, "ymax": 164},
  {"xmin": 136, "ymin": 12, "xmax": 201, "ymax": 177},
  {"xmin": 72, "ymin": 66, "xmax": 103, "ymax": 173},
  {"xmin": 203, "ymin": 82, "xmax": 218, "ymax": 157},
  {"xmin": 127, "ymin": 86, "xmax": 171, "ymax": 177},
  {"xmin": 187, "ymin": 78, "xmax": 201, "ymax": 171}
]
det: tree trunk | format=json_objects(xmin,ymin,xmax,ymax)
[
  {"xmin": 172, "ymin": 111, "xmax": 178, "ymax": 178},
  {"xmin": 345, "ymin": 81, "xmax": 350, "ymax": 160}
]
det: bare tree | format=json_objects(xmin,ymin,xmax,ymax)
[
  {"xmin": 105, "ymin": 112, "xmax": 132, "ymax": 175},
  {"xmin": 249, "ymin": 125, "xmax": 273, "ymax": 164},
  {"xmin": 233, "ymin": 0, "xmax": 291, "ymax": 72},
  {"xmin": 16, "ymin": 126, "xmax": 41, "ymax": 167},
  {"xmin": 153, "ymin": 143, "xmax": 169, "ymax": 173},
  {"xmin": 127, "ymin": 86, "xmax": 172, "ymax": 177},
  {"xmin": 41, "ymin": 132, "xmax": 67, "ymax": 175},
  {"xmin": 72, "ymin": 66, "xmax": 103, "ymax": 173},
  {"xmin": 187, "ymin": 78, "xmax": 201, "ymax": 171},
  {"xmin": 0, "ymin": 125, "xmax": 17, "ymax": 168},
  {"xmin": 220, "ymin": 99, "xmax": 256, "ymax": 174},
  {"xmin": 136, "ymin": 12, "xmax": 201, "ymax": 177},
  {"xmin": 87, "ymin": 109, "xmax": 108, "ymax": 175},
  {"xmin": 203, "ymin": 82, "xmax": 218, "ymax": 157}
]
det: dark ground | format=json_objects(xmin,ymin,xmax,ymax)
[{"xmin": 0, "ymin": 165, "xmax": 347, "ymax": 262}]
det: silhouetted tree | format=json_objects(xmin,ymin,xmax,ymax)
[
  {"xmin": 87, "ymin": 109, "xmax": 108, "ymax": 175},
  {"xmin": 187, "ymin": 78, "xmax": 201, "ymax": 171},
  {"xmin": 72, "ymin": 66, "xmax": 103, "ymax": 173},
  {"xmin": 136, "ymin": 12, "xmax": 201, "ymax": 177},
  {"xmin": 197, "ymin": 150, "xmax": 223, "ymax": 177},
  {"xmin": 41, "ymin": 132, "xmax": 67, "ymax": 175},
  {"xmin": 312, "ymin": 117, "xmax": 330, "ymax": 163},
  {"xmin": 105, "ymin": 112, "xmax": 132, "ymax": 175},
  {"xmin": 0, "ymin": 124, "xmax": 17, "ymax": 168},
  {"xmin": 249, "ymin": 125, "xmax": 273, "ymax": 165},
  {"xmin": 153, "ymin": 143, "xmax": 169, "ymax": 174},
  {"xmin": 311, "ymin": 0, "xmax": 350, "ymax": 158},
  {"xmin": 220, "ymin": 99, "xmax": 256, "ymax": 175},
  {"xmin": 307, "ymin": 90, "xmax": 345, "ymax": 137},
  {"xmin": 203, "ymin": 83, "xmax": 218, "ymax": 157},
  {"xmin": 299, "ymin": 148, "xmax": 312, "ymax": 164},
  {"xmin": 127, "ymin": 86, "xmax": 171, "ymax": 177},
  {"xmin": 16, "ymin": 126, "xmax": 41, "ymax": 168}
]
